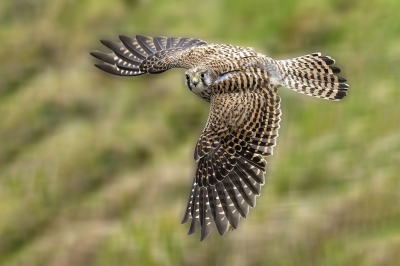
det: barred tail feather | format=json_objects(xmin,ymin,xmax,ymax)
[{"xmin": 276, "ymin": 53, "xmax": 349, "ymax": 100}]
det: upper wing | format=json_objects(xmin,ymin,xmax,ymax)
[
  {"xmin": 181, "ymin": 68, "xmax": 281, "ymax": 240},
  {"xmin": 90, "ymin": 35, "xmax": 208, "ymax": 76}
]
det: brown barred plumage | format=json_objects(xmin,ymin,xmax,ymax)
[{"xmin": 91, "ymin": 35, "xmax": 349, "ymax": 241}]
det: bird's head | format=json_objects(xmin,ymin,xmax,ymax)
[{"xmin": 185, "ymin": 66, "xmax": 215, "ymax": 99}]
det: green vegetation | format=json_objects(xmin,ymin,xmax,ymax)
[{"xmin": 1, "ymin": 0, "xmax": 399, "ymax": 265}]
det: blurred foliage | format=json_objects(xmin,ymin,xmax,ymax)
[{"xmin": 0, "ymin": 0, "xmax": 399, "ymax": 265}]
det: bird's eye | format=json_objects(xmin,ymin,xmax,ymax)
[
  {"xmin": 185, "ymin": 74, "xmax": 189, "ymax": 81},
  {"xmin": 200, "ymin": 73, "xmax": 205, "ymax": 79}
]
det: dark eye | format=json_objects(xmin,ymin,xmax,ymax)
[
  {"xmin": 200, "ymin": 73, "xmax": 205, "ymax": 78},
  {"xmin": 185, "ymin": 74, "xmax": 189, "ymax": 80}
]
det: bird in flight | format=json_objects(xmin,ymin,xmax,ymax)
[{"xmin": 91, "ymin": 35, "xmax": 349, "ymax": 241}]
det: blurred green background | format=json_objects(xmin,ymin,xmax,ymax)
[{"xmin": 1, "ymin": 0, "xmax": 399, "ymax": 265}]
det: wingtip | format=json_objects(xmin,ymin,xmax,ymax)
[
  {"xmin": 100, "ymin": 39, "xmax": 108, "ymax": 45},
  {"xmin": 94, "ymin": 63, "xmax": 117, "ymax": 75},
  {"xmin": 90, "ymin": 50, "xmax": 98, "ymax": 57},
  {"xmin": 119, "ymin": 34, "xmax": 134, "ymax": 44},
  {"xmin": 200, "ymin": 232, "xmax": 211, "ymax": 241},
  {"xmin": 187, "ymin": 229, "xmax": 197, "ymax": 235},
  {"xmin": 119, "ymin": 35, "xmax": 129, "ymax": 41},
  {"xmin": 217, "ymin": 227, "xmax": 229, "ymax": 236},
  {"xmin": 90, "ymin": 50, "xmax": 115, "ymax": 64},
  {"xmin": 181, "ymin": 216, "xmax": 189, "ymax": 224},
  {"xmin": 94, "ymin": 63, "xmax": 104, "ymax": 70},
  {"xmin": 187, "ymin": 220, "xmax": 200, "ymax": 235},
  {"xmin": 230, "ymin": 221, "xmax": 239, "ymax": 230},
  {"xmin": 248, "ymin": 201, "xmax": 255, "ymax": 208}
]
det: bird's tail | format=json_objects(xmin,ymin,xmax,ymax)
[{"xmin": 273, "ymin": 53, "xmax": 349, "ymax": 100}]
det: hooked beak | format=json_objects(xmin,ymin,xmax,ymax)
[{"xmin": 192, "ymin": 76, "xmax": 199, "ymax": 87}]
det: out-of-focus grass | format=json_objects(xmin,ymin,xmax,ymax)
[{"xmin": 0, "ymin": 0, "xmax": 399, "ymax": 265}]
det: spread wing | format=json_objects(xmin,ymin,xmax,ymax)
[
  {"xmin": 90, "ymin": 35, "xmax": 208, "ymax": 76},
  {"xmin": 181, "ymin": 68, "xmax": 281, "ymax": 240}
]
